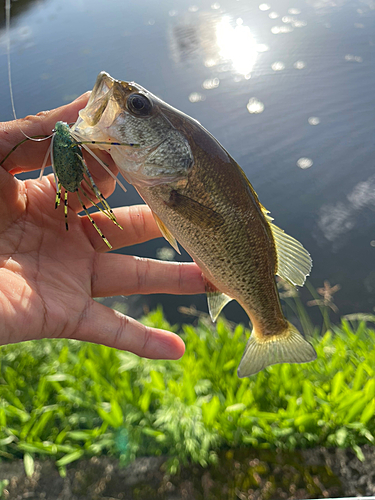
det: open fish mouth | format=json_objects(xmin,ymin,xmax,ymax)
[
  {"xmin": 72, "ymin": 72, "xmax": 194, "ymax": 188},
  {"xmin": 75, "ymin": 72, "xmax": 136, "ymax": 129},
  {"xmin": 72, "ymin": 72, "xmax": 142, "ymax": 147}
]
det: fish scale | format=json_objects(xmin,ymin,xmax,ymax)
[{"xmin": 72, "ymin": 71, "xmax": 317, "ymax": 377}]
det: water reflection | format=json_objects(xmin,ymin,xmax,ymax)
[
  {"xmin": 169, "ymin": 11, "xmax": 259, "ymax": 77},
  {"xmin": 271, "ymin": 25, "xmax": 293, "ymax": 33},
  {"xmin": 246, "ymin": 97, "xmax": 265, "ymax": 114},
  {"xmin": 215, "ymin": 16, "xmax": 258, "ymax": 76},
  {"xmin": 297, "ymin": 157, "xmax": 313, "ymax": 169},
  {"xmin": 202, "ymin": 77, "xmax": 220, "ymax": 89},
  {"xmin": 169, "ymin": 20, "xmax": 202, "ymax": 60},
  {"xmin": 318, "ymin": 176, "xmax": 375, "ymax": 244},
  {"xmin": 0, "ymin": 0, "xmax": 39, "ymax": 27},
  {"xmin": 293, "ymin": 19, "xmax": 308, "ymax": 27},
  {"xmin": 156, "ymin": 247, "xmax": 176, "ymax": 261},
  {"xmin": 188, "ymin": 91, "xmax": 205, "ymax": 102},
  {"xmin": 271, "ymin": 61, "xmax": 285, "ymax": 71},
  {"xmin": 2, "ymin": 0, "xmax": 375, "ymax": 322},
  {"xmin": 344, "ymin": 54, "xmax": 363, "ymax": 62},
  {"xmin": 308, "ymin": 117, "xmax": 320, "ymax": 125},
  {"xmin": 0, "ymin": 24, "xmax": 34, "ymax": 54}
]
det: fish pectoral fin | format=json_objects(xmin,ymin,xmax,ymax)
[
  {"xmin": 166, "ymin": 190, "xmax": 225, "ymax": 229},
  {"xmin": 204, "ymin": 278, "xmax": 232, "ymax": 322},
  {"xmin": 237, "ymin": 321, "xmax": 317, "ymax": 378},
  {"xmin": 262, "ymin": 210, "xmax": 312, "ymax": 287},
  {"xmin": 152, "ymin": 212, "xmax": 180, "ymax": 254}
]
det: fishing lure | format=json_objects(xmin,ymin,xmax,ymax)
[
  {"xmin": 51, "ymin": 121, "xmax": 122, "ymax": 248},
  {"xmin": 0, "ymin": 121, "xmax": 139, "ymax": 248}
]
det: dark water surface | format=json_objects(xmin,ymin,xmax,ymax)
[{"xmin": 1, "ymin": 0, "xmax": 374, "ymax": 325}]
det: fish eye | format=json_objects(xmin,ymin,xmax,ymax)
[{"xmin": 127, "ymin": 93, "xmax": 152, "ymax": 117}]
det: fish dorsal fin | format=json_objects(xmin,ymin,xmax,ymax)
[
  {"xmin": 152, "ymin": 212, "xmax": 181, "ymax": 254},
  {"xmin": 204, "ymin": 277, "xmax": 232, "ymax": 322},
  {"xmin": 262, "ymin": 209, "xmax": 312, "ymax": 287},
  {"xmin": 231, "ymin": 162, "xmax": 311, "ymax": 287}
]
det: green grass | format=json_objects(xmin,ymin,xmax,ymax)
[{"xmin": 0, "ymin": 307, "xmax": 374, "ymax": 476}]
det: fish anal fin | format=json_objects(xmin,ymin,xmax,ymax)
[
  {"xmin": 152, "ymin": 212, "xmax": 180, "ymax": 254},
  {"xmin": 204, "ymin": 277, "xmax": 232, "ymax": 322},
  {"xmin": 237, "ymin": 321, "xmax": 317, "ymax": 378},
  {"xmin": 261, "ymin": 209, "xmax": 312, "ymax": 287}
]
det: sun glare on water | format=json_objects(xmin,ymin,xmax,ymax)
[{"xmin": 215, "ymin": 17, "xmax": 258, "ymax": 76}]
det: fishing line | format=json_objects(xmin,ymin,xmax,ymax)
[
  {"xmin": 5, "ymin": 0, "xmax": 53, "ymax": 142},
  {"xmin": 4, "ymin": 2, "xmax": 131, "ymax": 198}
]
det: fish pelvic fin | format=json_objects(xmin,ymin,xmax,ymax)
[
  {"xmin": 237, "ymin": 321, "xmax": 317, "ymax": 378},
  {"xmin": 204, "ymin": 277, "xmax": 232, "ymax": 322},
  {"xmin": 207, "ymin": 292, "xmax": 232, "ymax": 322},
  {"xmin": 152, "ymin": 212, "xmax": 180, "ymax": 254}
]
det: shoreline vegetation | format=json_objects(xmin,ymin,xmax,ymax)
[{"xmin": 0, "ymin": 283, "xmax": 374, "ymax": 497}]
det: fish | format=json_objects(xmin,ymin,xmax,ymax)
[{"xmin": 71, "ymin": 71, "xmax": 317, "ymax": 377}]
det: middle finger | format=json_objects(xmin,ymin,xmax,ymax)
[
  {"xmin": 80, "ymin": 204, "xmax": 163, "ymax": 251},
  {"xmin": 91, "ymin": 253, "xmax": 204, "ymax": 297}
]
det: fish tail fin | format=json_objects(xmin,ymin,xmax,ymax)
[{"xmin": 237, "ymin": 321, "xmax": 317, "ymax": 378}]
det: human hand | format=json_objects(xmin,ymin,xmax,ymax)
[{"xmin": 0, "ymin": 94, "xmax": 204, "ymax": 359}]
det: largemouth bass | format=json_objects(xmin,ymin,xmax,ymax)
[{"xmin": 71, "ymin": 72, "xmax": 317, "ymax": 376}]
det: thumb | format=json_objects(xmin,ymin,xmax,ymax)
[
  {"xmin": 0, "ymin": 92, "xmax": 90, "ymax": 173},
  {"xmin": 0, "ymin": 166, "xmax": 25, "ymax": 230}
]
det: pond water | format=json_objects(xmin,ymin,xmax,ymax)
[{"xmin": 1, "ymin": 0, "xmax": 374, "ymax": 326}]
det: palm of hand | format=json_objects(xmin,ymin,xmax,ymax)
[{"xmin": 0, "ymin": 172, "xmax": 102, "ymax": 345}]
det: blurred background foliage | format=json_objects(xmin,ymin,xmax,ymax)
[{"xmin": 0, "ymin": 291, "xmax": 374, "ymax": 478}]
